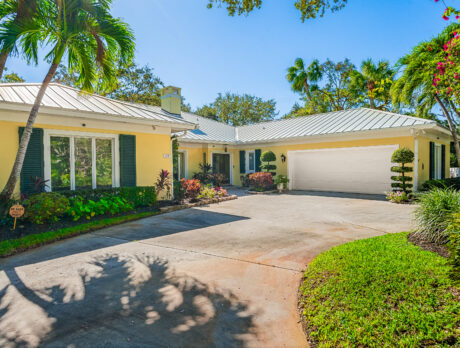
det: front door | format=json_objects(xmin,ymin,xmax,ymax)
[{"xmin": 212, "ymin": 153, "xmax": 231, "ymax": 184}]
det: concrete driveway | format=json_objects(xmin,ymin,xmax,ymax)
[{"xmin": 0, "ymin": 190, "xmax": 415, "ymax": 347}]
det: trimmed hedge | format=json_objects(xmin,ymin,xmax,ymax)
[{"xmin": 420, "ymin": 177, "xmax": 460, "ymax": 191}]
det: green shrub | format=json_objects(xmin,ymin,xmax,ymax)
[
  {"xmin": 58, "ymin": 186, "xmax": 157, "ymax": 207},
  {"xmin": 173, "ymin": 181, "xmax": 185, "ymax": 201},
  {"xmin": 420, "ymin": 177, "xmax": 460, "ymax": 191},
  {"xmin": 198, "ymin": 185, "xmax": 215, "ymax": 199},
  {"xmin": 23, "ymin": 192, "xmax": 70, "ymax": 224},
  {"xmin": 260, "ymin": 151, "xmax": 276, "ymax": 176},
  {"xmin": 67, "ymin": 196, "xmax": 133, "ymax": 221},
  {"xmin": 414, "ymin": 188, "xmax": 460, "ymax": 244},
  {"xmin": 447, "ymin": 214, "xmax": 460, "ymax": 284},
  {"xmin": 390, "ymin": 147, "xmax": 414, "ymax": 195},
  {"xmin": 450, "ymin": 152, "xmax": 458, "ymax": 168}
]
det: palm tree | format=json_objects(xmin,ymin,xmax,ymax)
[
  {"xmin": 392, "ymin": 23, "xmax": 460, "ymax": 167},
  {"xmin": 0, "ymin": 0, "xmax": 135, "ymax": 203},
  {"xmin": 349, "ymin": 59, "xmax": 394, "ymax": 110},
  {"xmin": 286, "ymin": 58, "xmax": 321, "ymax": 96},
  {"xmin": 0, "ymin": 0, "xmax": 39, "ymax": 79}
]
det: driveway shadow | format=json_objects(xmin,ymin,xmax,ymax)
[
  {"xmin": 286, "ymin": 190, "xmax": 387, "ymax": 201},
  {"xmin": 0, "ymin": 254, "xmax": 257, "ymax": 347}
]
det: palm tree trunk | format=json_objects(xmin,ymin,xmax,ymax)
[
  {"xmin": 0, "ymin": 62, "xmax": 59, "ymax": 204},
  {"xmin": 0, "ymin": 50, "xmax": 9, "ymax": 80},
  {"xmin": 369, "ymin": 96, "xmax": 376, "ymax": 109},
  {"xmin": 435, "ymin": 94, "xmax": 460, "ymax": 167}
]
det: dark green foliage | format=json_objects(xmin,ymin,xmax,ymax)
[
  {"xmin": 391, "ymin": 147, "xmax": 414, "ymax": 195},
  {"xmin": 23, "ymin": 192, "xmax": 70, "ymax": 225},
  {"xmin": 447, "ymin": 215, "xmax": 460, "ymax": 284},
  {"xmin": 451, "ymin": 153, "xmax": 458, "ymax": 168},
  {"xmin": 173, "ymin": 181, "xmax": 185, "ymax": 201},
  {"xmin": 420, "ymin": 177, "xmax": 460, "ymax": 191},
  {"xmin": 299, "ymin": 233, "xmax": 459, "ymax": 346},
  {"xmin": 67, "ymin": 196, "xmax": 133, "ymax": 221},
  {"xmin": 260, "ymin": 151, "xmax": 276, "ymax": 176},
  {"xmin": 58, "ymin": 187, "xmax": 157, "ymax": 208}
]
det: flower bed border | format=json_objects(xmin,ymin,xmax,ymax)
[
  {"xmin": 1, "ymin": 195, "xmax": 238, "ymax": 258},
  {"xmin": 246, "ymin": 190, "xmax": 278, "ymax": 195}
]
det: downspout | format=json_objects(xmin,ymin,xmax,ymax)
[{"xmin": 412, "ymin": 129, "xmax": 419, "ymax": 192}]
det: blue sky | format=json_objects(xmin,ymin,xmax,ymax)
[{"xmin": 7, "ymin": 0, "xmax": 450, "ymax": 116}]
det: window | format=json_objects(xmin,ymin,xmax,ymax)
[
  {"xmin": 248, "ymin": 151, "xmax": 255, "ymax": 172},
  {"xmin": 45, "ymin": 131, "xmax": 118, "ymax": 191}
]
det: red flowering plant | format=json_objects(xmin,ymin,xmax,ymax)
[
  {"xmin": 249, "ymin": 172, "xmax": 274, "ymax": 192},
  {"xmin": 155, "ymin": 169, "xmax": 171, "ymax": 198},
  {"xmin": 213, "ymin": 186, "xmax": 228, "ymax": 197},
  {"xmin": 180, "ymin": 179, "xmax": 201, "ymax": 200}
]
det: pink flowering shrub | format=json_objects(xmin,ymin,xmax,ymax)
[
  {"xmin": 386, "ymin": 191, "xmax": 410, "ymax": 204},
  {"xmin": 181, "ymin": 179, "xmax": 201, "ymax": 200},
  {"xmin": 249, "ymin": 172, "xmax": 274, "ymax": 191},
  {"xmin": 213, "ymin": 186, "xmax": 228, "ymax": 197}
]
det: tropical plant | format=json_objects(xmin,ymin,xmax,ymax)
[
  {"xmin": 23, "ymin": 192, "xmax": 70, "ymax": 224},
  {"xmin": 180, "ymin": 179, "xmax": 201, "ymax": 200},
  {"xmin": 260, "ymin": 151, "xmax": 276, "ymax": 176},
  {"xmin": 29, "ymin": 176, "xmax": 50, "ymax": 195},
  {"xmin": 155, "ymin": 169, "xmax": 171, "ymax": 198},
  {"xmin": 173, "ymin": 180, "xmax": 185, "ymax": 201},
  {"xmin": 0, "ymin": 0, "xmax": 39, "ymax": 79},
  {"xmin": 349, "ymin": 59, "xmax": 394, "ymax": 110},
  {"xmin": 386, "ymin": 191, "xmax": 410, "ymax": 204},
  {"xmin": 213, "ymin": 186, "xmax": 227, "ymax": 197},
  {"xmin": 0, "ymin": 0, "xmax": 135, "ymax": 206},
  {"xmin": 390, "ymin": 147, "xmax": 414, "ymax": 195},
  {"xmin": 274, "ymin": 175, "xmax": 289, "ymax": 190},
  {"xmin": 414, "ymin": 188, "xmax": 460, "ymax": 244},
  {"xmin": 67, "ymin": 195, "xmax": 133, "ymax": 221},
  {"xmin": 198, "ymin": 185, "xmax": 215, "ymax": 200},
  {"xmin": 392, "ymin": 23, "xmax": 460, "ymax": 167},
  {"xmin": 193, "ymin": 162, "xmax": 213, "ymax": 184},
  {"xmin": 249, "ymin": 172, "xmax": 274, "ymax": 191},
  {"xmin": 421, "ymin": 177, "xmax": 460, "ymax": 191},
  {"xmin": 286, "ymin": 58, "xmax": 321, "ymax": 97}
]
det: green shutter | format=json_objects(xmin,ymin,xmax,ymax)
[
  {"xmin": 255, "ymin": 149, "xmax": 262, "ymax": 172},
  {"xmin": 239, "ymin": 150, "xmax": 246, "ymax": 174},
  {"xmin": 119, "ymin": 134, "xmax": 136, "ymax": 187},
  {"xmin": 429, "ymin": 141, "xmax": 435, "ymax": 180},
  {"xmin": 19, "ymin": 127, "xmax": 44, "ymax": 194},
  {"xmin": 441, "ymin": 144, "xmax": 446, "ymax": 179}
]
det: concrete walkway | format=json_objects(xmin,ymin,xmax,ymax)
[{"xmin": 0, "ymin": 191, "xmax": 415, "ymax": 347}]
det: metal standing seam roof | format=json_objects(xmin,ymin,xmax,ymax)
[
  {"xmin": 177, "ymin": 108, "xmax": 438, "ymax": 144},
  {"xmin": 0, "ymin": 83, "xmax": 196, "ymax": 128}
]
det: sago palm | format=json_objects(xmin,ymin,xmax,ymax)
[
  {"xmin": 349, "ymin": 58, "xmax": 394, "ymax": 110},
  {"xmin": 0, "ymin": 0, "xmax": 135, "ymax": 202},
  {"xmin": 0, "ymin": 0, "xmax": 39, "ymax": 78},
  {"xmin": 392, "ymin": 23, "xmax": 460, "ymax": 166}
]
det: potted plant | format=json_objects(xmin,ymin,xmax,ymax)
[{"xmin": 275, "ymin": 175, "xmax": 289, "ymax": 193}]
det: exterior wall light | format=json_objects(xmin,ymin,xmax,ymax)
[{"xmin": 281, "ymin": 154, "xmax": 286, "ymax": 162}]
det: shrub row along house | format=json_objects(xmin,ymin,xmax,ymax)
[{"xmin": 0, "ymin": 83, "xmax": 452, "ymax": 196}]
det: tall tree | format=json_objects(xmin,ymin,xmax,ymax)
[
  {"xmin": 0, "ymin": 0, "xmax": 39, "ymax": 79},
  {"xmin": 0, "ymin": 67, "xmax": 24, "ymax": 82},
  {"xmin": 392, "ymin": 23, "xmax": 460, "ymax": 166},
  {"xmin": 286, "ymin": 58, "xmax": 358, "ymax": 117},
  {"xmin": 349, "ymin": 59, "xmax": 394, "ymax": 110},
  {"xmin": 0, "ymin": 0, "xmax": 135, "ymax": 203},
  {"xmin": 195, "ymin": 92, "xmax": 278, "ymax": 126},
  {"xmin": 207, "ymin": 0, "xmax": 348, "ymax": 21}
]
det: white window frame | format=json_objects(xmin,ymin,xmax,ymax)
[
  {"xmin": 246, "ymin": 150, "xmax": 256, "ymax": 173},
  {"xmin": 177, "ymin": 150, "xmax": 188, "ymax": 180},
  {"xmin": 44, "ymin": 129, "xmax": 120, "ymax": 191}
]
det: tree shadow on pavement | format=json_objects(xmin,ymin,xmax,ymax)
[{"xmin": 0, "ymin": 254, "xmax": 257, "ymax": 347}]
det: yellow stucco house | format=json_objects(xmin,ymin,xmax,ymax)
[{"xmin": 0, "ymin": 82, "xmax": 452, "ymax": 196}]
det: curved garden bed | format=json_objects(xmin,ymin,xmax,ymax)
[{"xmin": 298, "ymin": 233, "xmax": 459, "ymax": 347}]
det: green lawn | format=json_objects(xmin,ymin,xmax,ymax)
[
  {"xmin": 299, "ymin": 233, "xmax": 459, "ymax": 347},
  {"xmin": 0, "ymin": 211, "xmax": 158, "ymax": 257}
]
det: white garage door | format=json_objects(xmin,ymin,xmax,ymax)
[{"xmin": 288, "ymin": 145, "xmax": 398, "ymax": 194}]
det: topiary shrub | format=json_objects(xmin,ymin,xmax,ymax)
[
  {"xmin": 23, "ymin": 192, "xmax": 70, "ymax": 224},
  {"xmin": 414, "ymin": 188, "xmax": 460, "ymax": 244},
  {"xmin": 391, "ymin": 147, "xmax": 414, "ymax": 195},
  {"xmin": 261, "ymin": 151, "xmax": 277, "ymax": 176}
]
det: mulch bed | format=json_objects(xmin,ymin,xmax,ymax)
[
  {"xmin": 0, "ymin": 200, "xmax": 178, "ymax": 242},
  {"xmin": 407, "ymin": 232, "xmax": 450, "ymax": 258}
]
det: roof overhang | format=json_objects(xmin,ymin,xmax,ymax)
[{"xmin": 0, "ymin": 101, "xmax": 197, "ymax": 132}]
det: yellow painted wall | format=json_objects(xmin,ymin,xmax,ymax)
[
  {"xmin": 180, "ymin": 135, "xmax": 452, "ymax": 189},
  {"xmin": 0, "ymin": 120, "xmax": 172, "ymax": 198}
]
